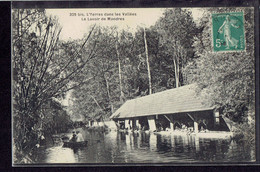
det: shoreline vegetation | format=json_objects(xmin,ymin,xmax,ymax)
[{"xmin": 12, "ymin": 7, "xmax": 255, "ymax": 164}]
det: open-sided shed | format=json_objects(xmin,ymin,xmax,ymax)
[{"xmin": 110, "ymin": 84, "xmax": 230, "ymax": 132}]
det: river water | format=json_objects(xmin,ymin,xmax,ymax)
[{"xmin": 34, "ymin": 128, "xmax": 255, "ymax": 164}]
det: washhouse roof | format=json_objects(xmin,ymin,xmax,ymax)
[{"xmin": 110, "ymin": 84, "xmax": 214, "ymax": 119}]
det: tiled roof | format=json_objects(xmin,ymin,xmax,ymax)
[{"xmin": 110, "ymin": 84, "xmax": 213, "ymax": 119}]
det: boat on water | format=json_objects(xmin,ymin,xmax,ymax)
[{"xmin": 63, "ymin": 141, "xmax": 88, "ymax": 148}]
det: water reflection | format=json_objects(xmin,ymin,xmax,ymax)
[
  {"xmin": 44, "ymin": 146, "xmax": 76, "ymax": 163},
  {"xmin": 35, "ymin": 129, "xmax": 255, "ymax": 163},
  {"xmin": 194, "ymin": 136, "xmax": 200, "ymax": 152},
  {"xmin": 149, "ymin": 133, "xmax": 157, "ymax": 151}
]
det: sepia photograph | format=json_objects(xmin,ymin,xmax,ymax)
[{"xmin": 11, "ymin": 3, "xmax": 257, "ymax": 165}]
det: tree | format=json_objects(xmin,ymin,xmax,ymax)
[
  {"xmin": 67, "ymin": 9, "xmax": 200, "ymax": 123},
  {"xmin": 69, "ymin": 26, "xmax": 121, "ymax": 121},
  {"xmin": 156, "ymin": 8, "xmax": 198, "ymax": 88},
  {"xmin": 127, "ymin": 26, "xmax": 160, "ymax": 96},
  {"xmin": 183, "ymin": 8, "xmax": 255, "ymax": 143},
  {"xmin": 12, "ymin": 9, "xmax": 95, "ymax": 163}
]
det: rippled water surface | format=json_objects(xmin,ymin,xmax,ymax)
[{"xmin": 34, "ymin": 128, "xmax": 255, "ymax": 164}]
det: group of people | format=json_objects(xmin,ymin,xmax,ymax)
[{"xmin": 69, "ymin": 131, "xmax": 84, "ymax": 142}]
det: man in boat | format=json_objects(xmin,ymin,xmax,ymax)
[
  {"xmin": 69, "ymin": 131, "xmax": 77, "ymax": 142},
  {"xmin": 76, "ymin": 131, "xmax": 84, "ymax": 142}
]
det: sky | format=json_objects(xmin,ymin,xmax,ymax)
[{"xmin": 46, "ymin": 8, "xmax": 204, "ymax": 41}]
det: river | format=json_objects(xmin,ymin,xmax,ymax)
[{"xmin": 33, "ymin": 128, "xmax": 255, "ymax": 164}]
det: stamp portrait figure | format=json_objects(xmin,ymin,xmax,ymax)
[{"xmin": 218, "ymin": 15, "xmax": 240, "ymax": 49}]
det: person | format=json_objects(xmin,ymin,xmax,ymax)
[
  {"xmin": 200, "ymin": 126, "xmax": 206, "ymax": 133},
  {"xmin": 218, "ymin": 15, "xmax": 239, "ymax": 49},
  {"xmin": 69, "ymin": 131, "xmax": 77, "ymax": 142},
  {"xmin": 76, "ymin": 131, "xmax": 84, "ymax": 142}
]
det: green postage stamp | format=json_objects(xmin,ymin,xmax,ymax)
[{"xmin": 212, "ymin": 12, "xmax": 245, "ymax": 52}]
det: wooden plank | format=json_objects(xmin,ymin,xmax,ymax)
[
  {"xmin": 147, "ymin": 116, "xmax": 156, "ymax": 131},
  {"xmin": 187, "ymin": 113, "xmax": 195, "ymax": 121},
  {"xmin": 164, "ymin": 115, "xmax": 171, "ymax": 122}
]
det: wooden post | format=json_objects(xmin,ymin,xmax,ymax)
[
  {"xmin": 194, "ymin": 121, "xmax": 198, "ymax": 133},
  {"xmin": 170, "ymin": 115, "xmax": 175, "ymax": 131},
  {"xmin": 135, "ymin": 119, "xmax": 141, "ymax": 130},
  {"xmin": 187, "ymin": 113, "xmax": 195, "ymax": 121},
  {"xmin": 129, "ymin": 119, "xmax": 133, "ymax": 129},
  {"xmin": 125, "ymin": 119, "xmax": 129, "ymax": 129},
  {"xmin": 214, "ymin": 110, "xmax": 220, "ymax": 124},
  {"xmin": 147, "ymin": 116, "xmax": 156, "ymax": 131},
  {"xmin": 170, "ymin": 122, "xmax": 174, "ymax": 131},
  {"xmin": 164, "ymin": 115, "xmax": 173, "ymax": 131}
]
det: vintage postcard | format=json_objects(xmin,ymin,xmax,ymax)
[{"xmin": 12, "ymin": 2, "xmax": 257, "ymax": 165}]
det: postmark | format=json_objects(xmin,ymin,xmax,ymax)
[{"xmin": 212, "ymin": 12, "xmax": 245, "ymax": 52}]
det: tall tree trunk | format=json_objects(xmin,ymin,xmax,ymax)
[
  {"xmin": 173, "ymin": 56, "xmax": 179, "ymax": 88},
  {"xmin": 104, "ymin": 75, "xmax": 114, "ymax": 114},
  {"xmin": 172, "ymin": 40, "xmax": 180, "ymax": 88},
  {"xmin": 143, "ymin": 27, "xmax": 152, "ymax": 95},
  {"xmin": 115, "ymin": 42, "xmax": 124, "ymax": 103},
  {"xmin": 177, "ymin": 56, "xmax": 180, "ymax": 87}
]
